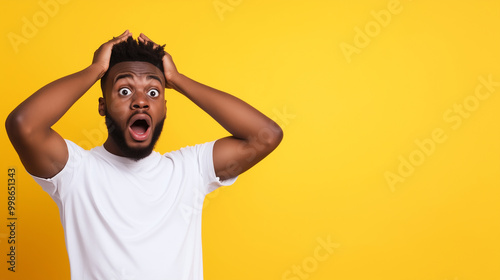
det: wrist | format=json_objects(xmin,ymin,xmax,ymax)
[
  {"xmin": 89, "ymin": 63, "xmax": 108, "ymax": 80},
  {"xmin": 166, "ymin": 72, "xmax": 185, "ymax": 91}
]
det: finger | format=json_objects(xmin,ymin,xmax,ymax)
[
  {"xmin": 139, "ymin": 33, "xmax": 154, "ymax": 44},
  {"xmin": 110, "ymin": 30, "xmax": 130, "ymax": 41},
  {"xmin": 138, "ymin": 33, "xmax": 146, "ymax": 43},
  {"xmin": 117, "ymin": 30, "xmax": 131, "ymax": 39},
  {"xmin": 110, "ymin": 30, "xmax": 132, "ymax": 44},
  {"xmin": 117, "ymin": 30, "xmax": 129, "ymax": 37},
  {"xmin": 139, "ymin": 33, "xmax": 160, "ymax": 48},
  {"xmin": 117, "ymin": 32, "xmax": 131, "ymax": 42},
  {"xmin": 139, "ymin": 33, "xmax": 151, "ymax": 41}
]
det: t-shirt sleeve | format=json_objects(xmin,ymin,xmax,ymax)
[
  {"xmin": 176, "ymin": 140, "xmax": 238, "ymax": 195},
  {"xmin": 200, "ymin": 140, "xmax": 238, "ymax": 193},
  {"xmin": 29, "ymin": 139, "xmax": 84, "ymax": 198}
]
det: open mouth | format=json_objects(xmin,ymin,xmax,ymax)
[{"xmin": 128, "ymin": 115, "xmax": 151, "ymax": 141}]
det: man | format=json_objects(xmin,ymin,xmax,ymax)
[{"xmin": 5, "ymin": 30, "xmax": 283, "ymax": 279}]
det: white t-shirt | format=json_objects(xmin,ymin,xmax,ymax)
[{"xmin": 31, "ymin": 139, "xmax": 236, "ymax": 280}]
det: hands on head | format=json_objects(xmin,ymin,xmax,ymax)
[
  {"xmin": 93, "ymin": 30, "xmax": 178, "ymax": 88},
  {"xmin": 138, "ymin": 33, "xmax": 179, "ymax": 89},
  {"xmin": 7, "ymin": 30, "xmax": 282, "ymax": 181},
  {"xmin": 92, "ymin": 30, "xmax": 131, "ymax": 79}
]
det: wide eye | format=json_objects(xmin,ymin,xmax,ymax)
[
  {"xmin": 119, "ymin": 87, "xmax": 132, "ymax": 96},
  {"xmin": 147, "ymin": 89, "xmax": 159, "ymax": 98}
]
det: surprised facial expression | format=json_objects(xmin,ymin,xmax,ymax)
[{"xmin": 99, "ymin": 61, "xmax": 166, "ymax": 160}]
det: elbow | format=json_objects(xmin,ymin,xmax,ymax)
[
  {"xmin": 261, "ymin": 121, "xmax": 284, "ymax": 152},
  {"xmin": 5, "ymin": 110, "xmax": 33, "ymax": 141},
  {"xmin": 272, "ymin": 122, "xmax": 284, "ymax": 147},
  {"xmin": 5, "ymin": 111, "xmax": 18, "ymax": 138}
]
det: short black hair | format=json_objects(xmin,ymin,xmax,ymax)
[{"xmin": 100, "ymin": 36, "xmax": 165, "ymax": 93}]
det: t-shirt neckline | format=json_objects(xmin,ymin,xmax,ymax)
[{"xmin": 94, "ymin": 145, "xmax": 161, "ymax": 169}]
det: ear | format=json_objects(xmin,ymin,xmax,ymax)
[{"xmin": 99, "ymin": 97, "xmax": 106, "ymax": 116}]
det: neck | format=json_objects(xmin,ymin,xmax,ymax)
[{"xmin": 103, "ymin": 138, "xmax": 126, "ymax": 157}]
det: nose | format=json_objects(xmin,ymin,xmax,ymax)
[{"xmin": 131, "ymin": 93, "xmax": 149, "ymax": 110}]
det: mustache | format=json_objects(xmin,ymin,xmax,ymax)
[
  {"xmin": 127, "ymin": 110, "xmax": 152, "ymax": 123},
  {"xmin": 104, "ymin": 107, "xmax": 152, "ymax": 125}
]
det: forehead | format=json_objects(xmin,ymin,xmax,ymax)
[{"xmin": 105, "ymin": 61, "xmax": 164, "ymax": 87}]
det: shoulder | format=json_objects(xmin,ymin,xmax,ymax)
[
  {"xmin": 65, "ymin": 139, "xmax": 87, "ymax": 154},
  {"xmin": 64, "ymin": 139, "xmax": 93, "ymax": 164},
  {"xmin": 163, "ymin": 141, "xmax": 216, "ymax": 160}
]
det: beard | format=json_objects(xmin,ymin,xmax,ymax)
[{"xmin": 105, "ymin": 113, "xmax": 165, "ymax": 161}]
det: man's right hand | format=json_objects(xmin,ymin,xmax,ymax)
[
  {"xmin": 5, "ymin": 31, "xmax": 133, "ymax": 178},
  {"xmin": 92, "ymin": 30, "xmax": 132, "ymax": 79}
]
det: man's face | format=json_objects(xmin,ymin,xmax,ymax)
[{"xmin": 99, "ymin": 61, "xmax": 166, "ymax": 160}]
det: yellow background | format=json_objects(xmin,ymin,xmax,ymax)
[{"xmin": 1, "ymin": 0, "xmax": 500, "ymax": 279}]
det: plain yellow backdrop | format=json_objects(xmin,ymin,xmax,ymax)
[{"xmin": 1, "ymin": 0, "xmax": 500, "ymax": 279}]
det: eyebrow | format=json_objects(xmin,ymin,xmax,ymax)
[
  {"xmin": 114, "ymin": 73, "xmax": 163, "ymax": 85},
  {"xmin": 114, "ymin": 74, "xmax": 133, "ymax": 83},
  {"xmin": 146, "ymin": 75, "xmax": 163, "ymax": 84}
]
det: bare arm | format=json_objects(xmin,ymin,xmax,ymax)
[
  {"xmin": 139, "ymin": 34, "xmax": 283, "ymax": 181},
  {"xmin": 5, "ymin": 30, "xmax": 132, "ymax": 178}
]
